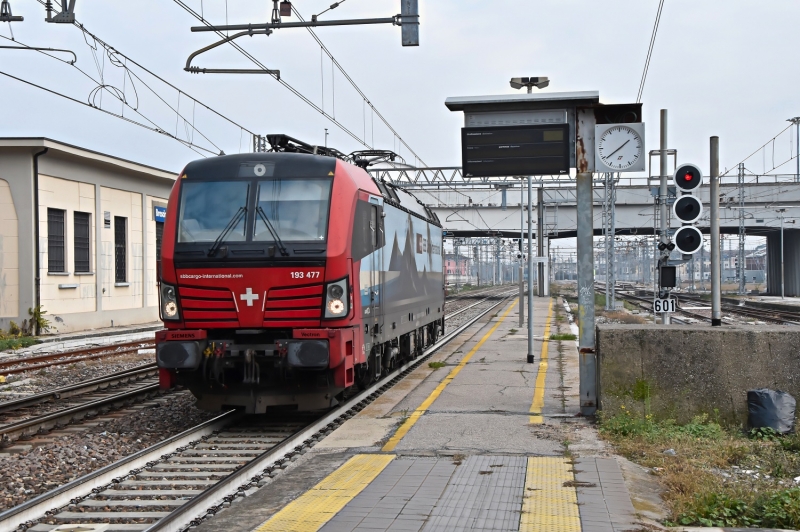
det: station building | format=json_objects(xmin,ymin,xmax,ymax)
[{"xmin": 0, "ymin": 138, "xmax": 176, "ymax": 333}]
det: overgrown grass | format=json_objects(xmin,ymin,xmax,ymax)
[
  {"xmin": 0, "ymin": 336, "xmax": 38, "ymax": 351},
  {"xmin": 549, "ymin": 333, "xmax": 577, "ymax": 341},
  {"xmin": 428, "ymin": 361, "xmax": 446, "ymax": 370},
  {"xmin": 600, "ymin": 407, "xmax": 800, "ymax": 528}
]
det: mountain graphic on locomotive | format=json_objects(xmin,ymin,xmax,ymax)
[{"xmin": 155, "ymin": 136, "xmax": 445, "ymax": 413}]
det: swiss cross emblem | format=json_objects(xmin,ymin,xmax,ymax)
[{"xmin": 240, "ymin": 287, "xmax": 259, "ymax": 307}]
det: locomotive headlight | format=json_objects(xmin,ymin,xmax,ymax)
[
  {"xmin": 164, "ymin": 301, "xmax": 179, "ymax": 318},
  {"xmin": 328, "ymin": 284, "xmax": 344, "ymax": 299},
  {"xmin": 160, "ymin": 282, "xmax": 181, "ymax": 321},
  {"xmin": 323, "ymin": 278, "xmax": 349, "ymax": 319},
  {"xmin": 327, "ymin": 299, "xmax": 345, "ymax": 315}
]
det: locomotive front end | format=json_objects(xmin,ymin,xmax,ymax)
[{"xmin": 156, "ymin": 153, "xmax": 357, "ymax": 413}]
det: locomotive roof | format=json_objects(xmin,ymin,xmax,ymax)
[
  {"xmin": 181, "ymin": 152, "xmax": 336, "ymax": 179},
  {"xmin": 180, "ymin": 152, "xmax": 440, "ymax": 227}
]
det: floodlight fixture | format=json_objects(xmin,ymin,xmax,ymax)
[{"xmin": 509, "ymin": 76, "xmax": 550, "ymax": 93}]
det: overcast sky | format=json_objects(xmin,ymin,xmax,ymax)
[{"xmin": 2, "ymin": 0, "xmax": 799, "ymax": 177}]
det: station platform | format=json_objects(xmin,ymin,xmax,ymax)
[{"xmin": 196, "ymin": 296, "xmax": 644, "ymax": 532}]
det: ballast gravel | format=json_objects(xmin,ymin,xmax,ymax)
[
  {"xmin": 0, "ymin": 353, "xmax": 154, "ymax": 403},
  {"xmin": 0, "ymin": 393, "xmax": 215, "ymax": 511}
]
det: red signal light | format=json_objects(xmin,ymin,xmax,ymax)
[{"xmin": 684, "ymin": 172, "xmax": 692, "ymax": 181}]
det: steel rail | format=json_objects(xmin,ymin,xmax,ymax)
[
  {"xmin": 146, "ymin": 293, "xmax": 512, "ymax": 532},
  {"xmin": 1, "ymin": 294, "xmax": 513, "ymax": 532},
  {"xmin": 0, "ymin": 411, "xmax": 238, "ymax": 532},
  {"xmin": 0, "ymin": 382, "xmax": 160, "ymax": 443},
  {"xmin": 0, "ymin": 363, "xmax": 158, "ymax": 414},
  {"xmin": 0, "ymin": 339, "xmax": 155, "ymax": 374}
]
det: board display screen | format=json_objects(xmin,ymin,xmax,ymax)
[{"xmin": 461, "ymin": 124, "xmax": 570, "ymax": 177}]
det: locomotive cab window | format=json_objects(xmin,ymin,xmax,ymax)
[
  {"xmin": 178, "ymin": 181, "xmax": 249, "ymax": 243},
  {"xmin": 254, "ymin": 178, "xmax": 331, "ymax": 242}
]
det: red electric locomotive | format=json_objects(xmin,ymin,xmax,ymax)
[{"xmin": 156, "ymin": 138, "xmax": 445, "ymax": 412}]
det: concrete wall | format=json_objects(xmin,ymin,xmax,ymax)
[
  {"xmin": 0, "ymin": 179, "xmax": 19, "ymax": 318},
  {"xmin": 0, "ymin": 141, "xmax": 174, "ymax": 333},
  {"xmin": 597, "ymin": 324, "xmax": 800, "ymax": 426}
]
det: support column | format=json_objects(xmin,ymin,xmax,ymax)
[
  {"xmin": 710, "ymin": 136, "xmax": 722, "ymax": 325},
  {"xmin": 576, "ymin": 171, "xmax": 596, "ymax": 415},
  {"xmin": 527, "ymin": 175, "xmax": 534, "ymax": 364},
  {"xmin": 537, "ymin": 187, "xmax": 544, "ymax": 297}
]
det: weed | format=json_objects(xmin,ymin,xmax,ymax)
[
  {"xmin": 550, "ymin": 333, "xmax": 577, "ymax": 341},
  {"xmin": 0, "ymin": 336, "xmax": 38, "ymax": 351},
  {"xmin": 452, "ymin": 453, "xmax": 466, "ymax": 466},
  {"xmin": 509, "ymin": 328, "xmax": 518, "ymax": 334},
  {"xmin": 428, "ymin": 361, "xmax": 446, "ymax": 370},
  {"xmin": 749, "ymin": 426, "xmax": 781, "ymax": 442}
]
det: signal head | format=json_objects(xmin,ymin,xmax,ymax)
[
  {"xmin": 673, "ymin": 163, "xmax": 703, "ymax": 192},
  {"xmin": 673, "ymin": 195, "xmax": 704, "ymax": 224},
  {"xmin": 673, "ymin": 226, "xmax": 704, "ymax": 255}
]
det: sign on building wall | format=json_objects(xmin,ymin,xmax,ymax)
[{"xmin": 153, "ymin": 205, "xmax": 167, "ymax": 223}]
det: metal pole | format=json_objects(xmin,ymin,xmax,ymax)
[
  {"xmin": 519, "ymin": 184, "xmax": 525, "ymax": 326},
  {"xmin": 710, "ymin": 136, "xmax": 722, "ymax": 325},
  {"xmin": 659, "ymin": 109, "xmax": 670, "ymax": 325},
  {"xmin": 780, "ymin": 210, "xmax": 785, "ymax": 299},
  {"xmin": 527, "ymin": 175, "xmax": 535, "ymax": 364},
  {"xmin": 576, "ymin": 171, "xmax": 596, "ymax": 415},
  {"xmin": 537, "ymin": 187, "xmax": 544, "ymax": 297}
]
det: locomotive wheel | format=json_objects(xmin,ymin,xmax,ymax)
[{"xmin": 355, "ymin": 347, "xmax": 382, "ymax": 390}]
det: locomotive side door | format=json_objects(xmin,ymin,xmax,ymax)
[{"xmin": 368, "ymin": 204, "xmax": 384, "ymax": 324}]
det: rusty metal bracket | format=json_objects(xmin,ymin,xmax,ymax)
[{"xmin": 184, "ymin": 29, "xmax": 280, "ymax": 78}]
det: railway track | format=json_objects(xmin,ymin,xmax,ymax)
[
  {"xmin": 0, "ymin": 340, "xmax": 156, "ymax": 376},
  {"xmin": 0, "ymin": 365, "xmax": 161, "ymax": 445},
  {"xmin": 1, "ymin": 291, "xmax": 515, "ymax": 532},
  {"xmin": 599, "ymin": 285, "xmax": 800, "ymax": 325}
]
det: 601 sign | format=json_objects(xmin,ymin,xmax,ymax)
[{"xmin": 653, "ymin": 298, "xmax": 676, "ymax": 313}]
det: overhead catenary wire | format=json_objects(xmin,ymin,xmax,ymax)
[
  {"xmin": 1, "ymin": 30, "xmax": 225, "ymax": 156},
  {"xmin": 636, "ymin": 0, "xmax": 665, "ymax": 104},
  {"xmin": 172, "ymin": 0, "xmax": 373, "ymax": 150},
  {"xmin": 0, "ymin": 68, "xmax": 209, "ymax": 158},
  {"xmin": 291, "ymin": 5, "xmax": 428, "ymax": 166}
]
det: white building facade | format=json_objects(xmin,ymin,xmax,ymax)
[{"xmin": 0, "ymin": 138, "xmax": 176, "ymax": 333}]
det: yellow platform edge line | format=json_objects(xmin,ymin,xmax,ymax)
[
  {"xmin": 519, "ymin": 456, "xmax": 582, "ymax": 531},
  {"xmin": 529, "ymin": 298, "xmax": 554, "ymax": 424},
  {"xmin": 254, "ymin": 454, "xmax": 394, "ymax": 532},
  {"xmin": 382, "ymin": 298, "xmax": 519, "ymax": 452}
]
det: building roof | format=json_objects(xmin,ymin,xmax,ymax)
[
  {"xmin": 445, "ymin": 91, "xmax": 600, "ymax": 112},
  {"xmin": 0, "ymin": 137, "xmax": 177, "ymax": 181}
]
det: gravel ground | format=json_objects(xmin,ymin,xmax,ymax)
[
  {"xmin": 0, "ymin": 392, "xmax": 216, "ymax": 511},
  {"xmin": 0, "ymin": 353, "xmax": 155, "ymax": 404}
]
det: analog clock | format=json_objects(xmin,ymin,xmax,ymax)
[{"xmin": 596, "ymin": 124, "xmax": 645, "ymax": 171}]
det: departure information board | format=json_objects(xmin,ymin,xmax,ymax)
[{"xmin": 461, "ymin": 124, "xmax": 570, "ymax": 177}]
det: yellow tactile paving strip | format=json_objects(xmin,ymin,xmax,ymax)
[
  {"xmin": 253, "ymin": 454, "xmax": 394, "ymax": 532},
  {"xmin": 529, "ymin": 298, "xmax": 554, "ymax": 424},
  {"xmin": 520, "ymin": 456, "xmax": 582, "ymax": 531},
  {"xmin": 381, "ymin": 298, "xmax": 519, "ymax": 452}
]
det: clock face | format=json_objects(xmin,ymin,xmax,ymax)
[{"xmin": 597, "ymin": 125, "xmax": 643, "ymax": 170}]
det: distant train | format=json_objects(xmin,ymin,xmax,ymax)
[{"xmin": 155, "ymin": 137, "xmax": 445, "ymax": 412}]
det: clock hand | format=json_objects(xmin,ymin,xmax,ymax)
[{"xmin": 605, "ymin": 139, "xmax": 631, "ymax": 159}]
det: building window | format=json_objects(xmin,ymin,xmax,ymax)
[
  {"xmin": 114, "ymin": 216, "xmax": 127, "ymax": 282},
  {"xmin": 155, "ymin": 221, "xmax": 164, "ymax": 261},
  {"xmin": 74, "ymin": 212, "xmax": 91, "ymax": 273},
  {"xmin": 47, "ymin": 208, "xmax": 66, "ymax": 272}
]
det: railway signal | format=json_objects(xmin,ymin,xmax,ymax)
[{"xmin": 672, "ymin": 163, "xmax": 704, "ymax": 255}]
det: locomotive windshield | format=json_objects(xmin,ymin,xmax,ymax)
[
  {"xmin": 176, "ymin": 177, "xmax": 332, "ymax": 245},
  {"xmin": 178, "ymin": 181, "xmax": 249, "ymax": 243},
  {"xmin": 255, "ymin": 178, "xmax": 331, "ymax": 242}
]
